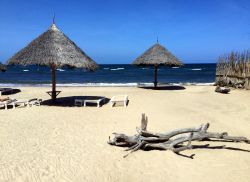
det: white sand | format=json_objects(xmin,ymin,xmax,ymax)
[{"xmin": 0, "ymin": 86, "xmax": 250, "ymax": 182}]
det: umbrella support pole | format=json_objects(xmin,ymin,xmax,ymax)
[
  {"xmin": 51, "ymin": 64, "xmax": 56, "ymax": 102},
  {"xmin": 154, "ymin": 65, "xmax": 158, "ymax": 88}
]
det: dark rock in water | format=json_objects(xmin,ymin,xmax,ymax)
[
  {"xmin": 0, "ymin": 63, "xmax": 6, "ymax": 72},
  {"xmin": 215, "ymin": 85, "xmax": 230, "ymax": 94}
]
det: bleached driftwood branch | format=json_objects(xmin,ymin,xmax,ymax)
[{"xmin": 108, "ymin": 114, "xmax": 250, "ymax": 158}]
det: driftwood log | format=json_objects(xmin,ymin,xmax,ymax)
[
  {"xmin": 108, "ymin": 114, "xmax": 250, "ymax": 158},
  {"xmin": 215, "ymin": 85, "xmax": 230, "ymax": 94}
]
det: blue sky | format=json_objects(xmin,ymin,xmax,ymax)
[{"xmin": 0, "ymin": 0, "xmax": 249, "ymax": 64}]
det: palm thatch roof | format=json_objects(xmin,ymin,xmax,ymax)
[
  {"xmin": 0, "ymin": 63, "xmax": 6, "ymax": 72},
  {"xmin": 7, "ymin": 24, "xmax": 98, "ymax": 71},
  {"xmin": 132, "ymin": 43, "xmax": 183, "ymax": 66}
]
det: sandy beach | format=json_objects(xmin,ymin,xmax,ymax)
[{"xmin": 0, "ymin": 86, "xmax": 250, "ymax": 182}]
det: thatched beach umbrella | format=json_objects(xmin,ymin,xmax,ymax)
[
  {"xmin": 7, "ymin": 23, "xmax": 98, "ymax": 102},
  {"xmin": 132, "ymin": 42, "xmax": 183, "ymax": 88},
  {"xmin": 0, "ymin": 63, "xmax": 6, "ymax": 72}
]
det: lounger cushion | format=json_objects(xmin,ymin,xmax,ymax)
[{"xmin": 0, "ymin": 96, "xmax": 9, "ymax": 102}]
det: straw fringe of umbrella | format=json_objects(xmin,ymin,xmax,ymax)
[{"xmin": 7, "ymin": 24, "xmax": 98, "ymax": 70}]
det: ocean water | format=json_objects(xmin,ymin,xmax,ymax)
[{"xmin": 0, "ymin": 64, "xmax": 216, "ymax": 87}]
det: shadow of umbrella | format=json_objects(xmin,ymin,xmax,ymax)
[
  {"xmin": 138, "ymin": 85, "xmax": 186, "ymax": 90},
  {"xmin": 41, "ymin": 96, "xmax": 110, "ymax": 107},
  {"xmin": 0, "ymin": 88, "xmax": 21, "ymax": 95}
]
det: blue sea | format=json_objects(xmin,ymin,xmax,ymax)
[{"xmin": 0, "ymin": 64, "xmax": 216, "ymax": 87}]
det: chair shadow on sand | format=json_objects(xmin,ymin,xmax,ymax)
[
  {"xmin": 138, "ymin": 85, "xmax": 186, "ymax": 90},
  {"xmin": 42, "ymin": 96, "xmax": 110, "ymax": 107}
]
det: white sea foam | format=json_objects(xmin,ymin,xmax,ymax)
[
  {"xmin": 56, "ymin": 69, "xmax": 65, "ymax": 72},
  {"xmin": 172, "ymin": 82, "xmax": 214, "ymax": 86},
  {"xmin": 172, "ymin": 67, "xmax": 179, "ymax": 69},
  {"xmin": 110, "ymin": 68, "xmax": 125, "ymax": 71},
  {"xmin": 23, "ymin": 70, "xmax": 29, "ymax": 72},
  {"xmin": 103, "ymin": 68, "xmax": 110, "ymax": 70},
  {"xmin": 191, "ymin": 68, "xmax": 202, "ymax": 71}
]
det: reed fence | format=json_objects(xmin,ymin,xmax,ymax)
[{"xmin": 215, "ymin": 51, "xmax": 250, "ymax": 89}]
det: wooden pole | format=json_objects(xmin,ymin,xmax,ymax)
[
  {"xmin": 51, "ymin": 63, "xmax": 56, "ymax": 102},
  {"xmin": 154, "ymin": 65, "xmax": 158, "ymax": 88}
]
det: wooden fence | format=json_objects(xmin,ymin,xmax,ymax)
[{"xmin": 215, "ymin": 51, "xmax": 250, "ymax": 89}]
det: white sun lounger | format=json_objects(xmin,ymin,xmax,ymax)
[
  {"xmin": 0, "ymin": 99, "xmax": 16, "ymax": 110},
  {"xmin": 15, "ymin": 99, "xmax": 29, "ymax": 107},
  {"xmin": 84, "ymin": 98, "xmax": 105, "ymax": 107},
  {"xmin": 0, "ymin": 98, "xmax": 42, "ymax": 110},
  {"xmin": 110, "ymin": 95, "xmax": 128, "ymax": 107},
  {"xmin": 28, "ymin": 98, "xmax": 42, "ymax": 106},
  {"xmin": 74, "ymin": 97, "xmax": 105, "ymax": 107},
  {"xmin": 13, "ymin": 98, "xmax": 42, "ymax": 108}
]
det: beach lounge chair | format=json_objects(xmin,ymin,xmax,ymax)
[
  {"xmin": 15, "ymin": 98, "xmax": 42, "ymax": 107},
  {"xmin": 0, "ymin": 97, "xmax": 42, "ymax": 110},
  {"xmin": 15, "ymin": 99, "xmax": 29, "ymax": 107},
  {"xmin": 83, "ymin": 97, "xmax": 105, "ymax": 107},
  {"xmin": 28, "ymin": 98, "xmax": 42, "ymax": 106},
  {"xmin": 110, "ymin": 95, "xmax": 128, "ymax": 107},
  {"xmin": 0, "ymin": 98, "xmax": 16, "ymax": 110},
  {"xmin": 74, "ymin": 97, "xmax": 106, "ymax": 107},
  {"xmin": 8, "ymin": 98, "xmax": 42, "ymax": 108}
]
